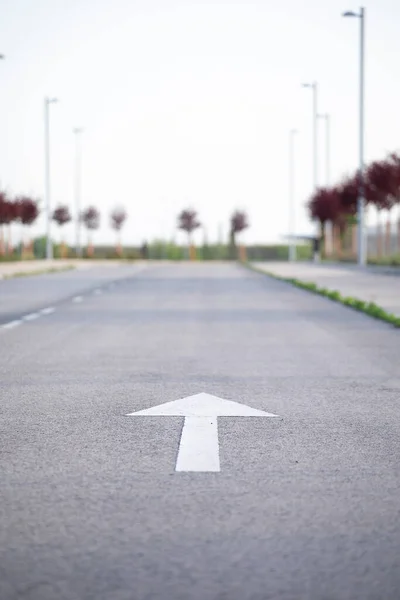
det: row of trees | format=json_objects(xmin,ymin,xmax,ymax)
[
  {"xmin": 0, "ymin": 193, "xmax": 128, "ymax": 258},
  {"xmin": 308, "ymin": 152, "xmax": 400, "ymax": 257},
  {"xmin": 177, "ymin": 208, "xmax": 249, "ymax": 260},
  {"xmin": 52, "ymin": 206, "xmax": 128, "ymax": 257},
  {"xmin": 1, "ymin": 192, "xmax": 251, "ymax": 261},
  {"xmin": 0, "ymin": 194, "xmax": 39, "ymax": 255}
]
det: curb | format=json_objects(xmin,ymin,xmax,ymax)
[{"xmin": 244, "ymin": 262, "xmax": 400, "ymax": 329}]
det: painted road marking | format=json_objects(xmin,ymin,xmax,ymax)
[
  {"xmin": 23, "ymin": 313, "xmax": 39, "ymax": 321},
  {"xmin": 127, "ymin": 392, "xmax": 279, "ymax": 473},
  {"xmin": 72, "ymin": 296, "xmax": 83, "ymax": 303},
  {"xmin": 176, "ymin": 416, "xmax": 220, "ymax": 472},
  {"xmin": 2, "ymin": 320, "xmax": 22, "ymax": 329},
  {"xmin": 93, "ymin": 289, "xmax": 102, "ymax": 295},
  {"xmin": 40, "ymin": 307, "xmax": 55, "ymax": 315}
]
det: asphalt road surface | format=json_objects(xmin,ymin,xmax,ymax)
[{"xmin": 1, "ymin": 262, "xmax": 399, "ymax": 600}]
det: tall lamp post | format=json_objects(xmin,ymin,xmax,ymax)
[
  {"xmin": 0, "ymin": 55, "xmax": 5, "ymax": 191},
  {"xmin": 73, "ymin": 127, "xmax": 84, "ymax": 257},
  {"xmin": 318, "ymin": 112, "xmax": 332, "ymax": 254},
  {"xmin": 302, "ymin": 81, "xmax": 318, "ymax": 192},
  {"xmin": 342, "ymin": 7, "xmax": 366, "ymax": 266},
  {"xmin": 302, "ymin": 81, "xmax": 319, "ymax": 260},
  {"xmin": 317, "ymin": 113, "xmax": 330, "ymax": 186},
  {"xmin": 44, "ymin": 96, "xmax": 58, "ymax": 260},
  {"xmin": 289, "ymin": 128, "xmax": 298, "ymax": 262}
]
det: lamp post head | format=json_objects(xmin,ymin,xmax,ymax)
[
  {"xmin": 302, "ymin": 82, "xmax": 317, "ymax": 90},
  {"xmin": 342, "ymin": 10, "xmax": 360, "ymax": 17}
]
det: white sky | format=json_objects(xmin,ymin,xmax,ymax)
[{"xmin": 0, "ymin": 0, "xmax": 399, "ymax": 246}]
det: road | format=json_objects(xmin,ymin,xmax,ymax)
[
  {"xmin": 254, "ymin": 261, "xmax": 400, "ymax": 318},
  {"xmin": 1, "ymin": 262, "xmax": 399, "ymax": 600}
]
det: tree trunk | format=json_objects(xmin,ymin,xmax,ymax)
[
  {"xmin": 238, "ymin": 244, "xmax": 247, "ymax": 262},
  {"xmin": 385, "ymin": 215, "xmax": 391, "ymax": 257},
  {"xmin": 351, "ymin": 224, "xmax": 357, "ymax": 258},
  {"xmin": 324, "ymin": 222, "xmax": 333, "ymax": 257},
  {"xmin": 87, "ymin": 235, "xmax": 93, "ymax": 257},
  {"xmin": 334, "ymin": 222, "xmax": 343, "ymax": 258},
  {"xmin": 7, "ymin": 224, "xmax": 12, "ymax": 255},
  {"xmin": 319, "ymin": 221, "xmax": 326, "ymax": 259},
  {"xmin": 376, "ymin": 212, "xmax": 382, "ymax": 258},
  {"xmin": 229, "ymin": 230, "xmax": 236, "ymax": 260},
  {"xmin": 0, "ymin": 226, "xmax": 4, "ymax": 256},
  {"xmin": 398, "ymin": 218, "xmax": 400, "ymax": 255},
  {"xmin": 60, "ymin": 240, "xmax": 67, "ymax": 259},
  {"xmin": 115, "ymin": 232, "xmax": 122, "ymax": 257}
]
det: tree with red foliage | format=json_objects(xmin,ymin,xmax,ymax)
[
  {"xmin": 336, "ymin": 176, "xmax": 359, "ymax": 216},
  {"xmin": 110, "ymin": 207, "xmax": 127, "ymax": 256},
  {"xmin": 366, "ymin": 160, "xmax": 397, "ymax": 210},
  {"xmin": 16, "ymin": 196, "xmax": 40, "ymax": 256},
  {"xmin": 308, "ymin": 187, "xmax": 341, "ymax": 225},
  {"xmin": 390, "ymin": 153, "xmax": 400, "ymax": 253},
  {"xmin": 52, "ymin": 205, "xmax": 72, "ymax": 258},
  {"xmin": 308, "ymin": 187, "xmax": 342, "ymax": 256},
  {"xmin": 229, "ymin": 210, "xmax": 249, "ymax": 260},
  {"xmin": 177, "ymin": 209, "xmax": 201, "ymax": 260},
  {"xmin": 17, "ymin": 196, "xmax": 39, "ymax": 226},
  {"xmin": 81, "ymin": 206, "xmax": 100, "ymax": 257},
  {"xmin": 0, "ymin": 193, "xmax": 18, "ymax": 255}
]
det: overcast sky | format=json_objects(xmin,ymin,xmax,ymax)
[{"xmin": 0, "ymin": 0, "xmax": 398, "ymax": 246}]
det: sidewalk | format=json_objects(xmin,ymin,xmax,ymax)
[
  {"xmin": 0, "ymin": 259, "xmax": 127, "ymax": 279},
  {"xmin": 252, "ymin": 261, "xmax": 400, "ymax": 318}
]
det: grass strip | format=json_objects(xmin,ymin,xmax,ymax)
[
  {"xmin": 1, "ymin": 265, "xmax": 76, "ymax": 280},
  {"xmin": 245, "ymin": 263, "xmax": 400, "ymax": 329}
]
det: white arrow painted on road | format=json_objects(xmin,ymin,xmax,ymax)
[{"xmin": 127, "ymin": 393, "xmax": 278, "ymax": 473}]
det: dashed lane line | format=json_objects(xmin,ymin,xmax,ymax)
[
  {"xmin": 40, "ymin": 307, "xmax": 55, "ymax": 315},
  {"xmin": 23, "ymin": 312, "xmax": 40, "ymax": 321},
  {"xmin": 2, "ymin": 320, "xmax": 22, "ymax": 330}
]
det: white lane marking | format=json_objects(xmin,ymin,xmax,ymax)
[
  {"xmin": 40, "ymin": 307, "xmax": 55, "ymax": 315},
  {"xmin": 72, "ymin": 296, "xmax": 83, "ymax": 303},
  {"xmin": 23, "ymin": 312, "xmax": 39, "ymax": 321},
  {"xmin": 2, "ymin": 320, "xmax": 22, "ymax": 329},
  {"xmin": 127, "ymin": 392, "xmax": 279, "ymax": 473},
  {"xmin": 93, "ymin": 289, "xmax": 102, "ymax": 295},
  {"xmin": 176, "ymin": 416, "xmax": 220, "ymax": 472}
]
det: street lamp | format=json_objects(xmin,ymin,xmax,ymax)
[
  {"xmin": 73, "ymin": 127, "xmax": 84, "ymax": 257},
  {"xmin": 302, "ymin": 81, "xmax": 319, "ymax": 261},
  {"xmin": 317, "ymin": 113, "xmax": 330, "ymax": 186},
  {"xmin": 289, "ymin": 128, "xmax": 298, "ymax": 262},
  {"xmin": 44, "ymin": 96, "xmax": 58, "ymax": 260},
  {"xmin": 342, "ymin": 7, "xmax": 366, "ymax": 266},
  {"xmin": 318, "ymin": 112, "xmax": 332, "ymax": 254},
  {"xmin": 302, "ymin": 82, "xmax": 318, "ymax": 192}
]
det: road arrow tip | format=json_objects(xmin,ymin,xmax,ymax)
[{"xmin": 126, "ymin": 392, "xmax": 279, "ymax": 418}]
